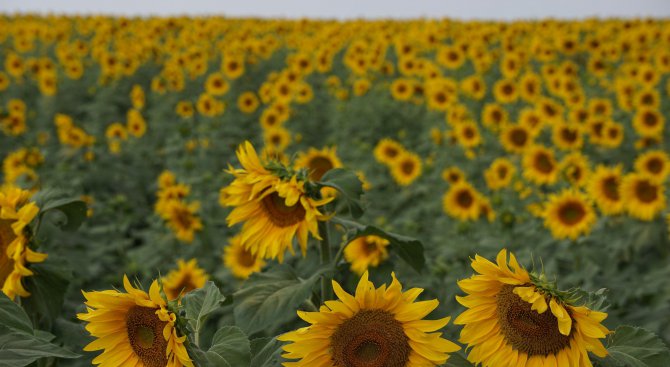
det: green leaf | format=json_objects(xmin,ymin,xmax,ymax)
[
  {"xmin": 250, "ymin": 337, "xmax": 285, "ymax": 367},
  {"xmin": 0, "ymin": 294, "xmax": 79, "ymax": 366},
  {"xmin": 21, "ymin": 257, "xmax": 72, "ymax": 328},
  {"xmin": 233, "ymin": 265, "xmax": 328, "ymax": 335},
  {"xmin": 182, "ymin": 282, "xmax": 226, "ymax": 337},
  {"xmin": 205, "ymin": 326, "xmax": 251, "ymax": 367},
  {"xmin": 319, "ymin": 168, "xmax": 365, "ymax": 218},
  {"xmin": 445, "ymin": 353, "xmax": 475, "ymax": 367},
  {"xmin": 599, "ymin": 326, "xmax": 670, "ymax": 367},
  {"xmin": 0, "ymin": 327, "xmax": 80, "ymax": 367},
  {"xmin": 0, "ymin": 293, "xmax": 33, "ymax": 334},
  {"xmin": 40, "ymin": 198, "xmax": 88, "ymax": 232},
  {"xmin": 350, "ymin": 223, "xmax": 425, "ymax": 273}
]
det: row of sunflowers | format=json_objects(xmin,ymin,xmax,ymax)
[{"xmin": 1, "ymin": 14, "xmax": 669, "ymax": 366}]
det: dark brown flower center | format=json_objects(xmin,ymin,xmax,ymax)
[
  {"xmin": 557, "ymin": 201, "xmax": 586, "ymax": 226},
  {"xmin": 237, "ymin": 247, "xmax": 257, "ymax": 267},
  {"xmin": 560, "ymin": 127, "xmax": 578, "ymax": 143},
  {"xmin": 261, "ymin": 192, "xmax": 306, "ymax": 227},
  {"xmin": 534, "ymin": 152, "xmax": 555, "ymax": 174},
  {"xmin": 384, "ymin": 146, "xmax": 399, "ymax": 159},
  {"xmin": 331, "ymin": 310, "xmax": 409, "ymax": 367},
  {"xmin": 646, "ymin": 158, "xmax": 663, "ymax": 174},
  {"xmin": 602, "ymin": 176, "xmax": 620, "ymax": 201},
  {"xmin": 510, "ymin": 128, "xmax": 528, "ymax": 147},
  {"xmin": 400, "ymin": 159, "xmax": 415, "ymax": 175},
  {"xmin": 126, "ymin": 306, "xmax": 169, "ymax": 367},
  {"xmin": 308, "ymin": 156, "xmax": 334, "ymax": 181},
  {"xmin": 634, "ymin": 180, "xmax": 659, "ymax": 203},
  {"xmin": 0, "ymin": 220, "xmax": 17, "ymax": 285},
  {"xmin": 497, "ymin": 285, "xmax": 573, "ymax": 356},
  {"xmin": 456, "ymin": 189, "xmax": 474, "ymax": 208},
  {"xmin": 643, "ymin": 111, "xmax": 658, "ymax": 127}
]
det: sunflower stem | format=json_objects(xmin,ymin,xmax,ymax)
[{"xmin": 318, "ymin": 221, "xmax": 333, "ymax": 302}]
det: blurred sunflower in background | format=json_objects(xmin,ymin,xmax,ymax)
[
  {"xmin": 279, "ymin": 272, "xmax": 461, "ymax": 366},
  {"xmin": 455, "ymin": 249, "xmax": 609, "ymax": 367},
  {"xmin": 390, "ymin": 151, "xmax": 422, "ymax": 186},
  {"xmin": 223, "ymin": 234, "xmax": 265, "ymax": 279},
  {"xmin": 621, "ymin": 173, "xmax": 666, "ymax": 221},
  {"xmin": 344, "ymin": 235, "xmax": 390, "ymax": 275},
  {"xmin": 161, "ymin": 259, "xmax": 209, "ymax": 300},
  {"xmin": 543, "ymin": 189, "xmax": 597, "ymax": 240}
]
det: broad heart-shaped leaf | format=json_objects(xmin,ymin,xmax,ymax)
[
  {"xmin": 597, "ymin": 326, "xmax": 670, "ymax": 367},
  {"xmin": 205, "ymin": 326, "xmax": 251, "ymax": 366},
  {"xmin": 250, "ymin": 337, "xmax": 285, "ymax": 367},
  {"xmin": 233, "ymin": 265, "xmax": 329, "ymax": 335},
  {"xmin": 39, "ymin": 197, "xmax": 88, "ymax": 232},
  {"xmin": 349, "ymin": 223, "xmax": 425, "ymax": 273},
  {"xmin": 319, "ymin": 168, "xmax": 365, "ymax": 219},
  {"xmin": 182, "ymin": 282, "xmax": 226, "ymax": 337},
  {"xmin": 445, "ymin": 352, "xmax": 475, "ymax": 367},
  {"xmin": 0, "ymin": 293, "xmax": 33, "ymax": 334}
]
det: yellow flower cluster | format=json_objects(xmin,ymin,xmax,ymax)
[{"xmin": 154, "ymin": 171, "xmax": 203, "ymax": 243}]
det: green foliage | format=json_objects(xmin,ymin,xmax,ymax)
[
  {"xmin": 0, "ymin": 294, "xmax": 79, "ymax": 367},
  {"xmin": 250, "ymin": 337, "xmax": 286, "ymax": 367},
  {"xmin": 233, "ymin": 265, "xmax": 330, "ymax": 335},
  {"xmin": 596, "ymin": 326, "xmax": 670, "ymax": 367},
  {"xmin": 204, "ymin": 326, "xmax": 251, "ymax": 367},
  {"xmin": 33, "ymin": 190, "xmax": 87, "ymax": 232},
  {"xmin": 182, "ymin": 281, "xmax": 227, "ymax": 340},
  {"xmin": 318, "ymin": 168, "xmax": 365, "ymax": 218}
]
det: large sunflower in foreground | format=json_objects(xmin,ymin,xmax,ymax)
[
  {"xmin": 0, "ymin": 186, "xmax": 46, "ymax": 299},
  {"xmin": 219, "ymin": 142, "xmax": 332, "ymax": 262},
  {"xmin": 455, "ymin": 249, "xmax": 609, "ymax": 367},
  {"xmin": 78, "ymin": 275, "xmax": 193, "ymax": 367},
  {"xmin": 278, "ymin": 272, "xmax": 461, "ymax": 366},
  {"xmin": 543, "ymin": 189, "xmax": 597, "ymax": 240}
]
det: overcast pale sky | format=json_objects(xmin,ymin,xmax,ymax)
[{"xmin": 1, "ymin": 0, "xmax": 669, "ymax": 20}]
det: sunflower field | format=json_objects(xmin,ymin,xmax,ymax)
[{"xmin": 1, "ymin": 14, "xmax": 670, "ymax": 367}]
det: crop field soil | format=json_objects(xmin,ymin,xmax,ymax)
[{"xmin": 0, "ymin": 15, "xmax": 669, "ymax": 367}]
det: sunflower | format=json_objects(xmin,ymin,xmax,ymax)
[
  {"xmin": 493, "ymin": 78, "xmax": 518, "ymax": 104},
  {"xmin": 543, "ymin": 189, "xmax": 597, "ymax": 240},
  {"xmin": 344, "ymin": 235, "xmax": 390, "ymax": 275},
  {"xmin": 634, "ymin": 150, "xmax": 670, "ymax": 183},
  {"xmin": 552, "ymin": 122, "xmax": 583, "ymax": 151},
  {"xmin": 373, "ymin": 138, "xmax": 405, "ymax": 165},
  {"xmin": 442, "ymin": 166, "xmax": 465, "ymax": 184},
  {"xmin": 163, "ymin": 201, "xmax": 203, "ymax": 244},
  {"xmin": 223, "ymin": 234, "xmax": 265, "ymax": 279},
  {"xmin": 454, "ymin": 121, "xmax": 481, "ymax": 149},
  {"xmin": 484, "ymin": 158, "xmax": 516, "ymax": 190},
  {"xmin": 522, "ymin": 145, "xmax": 559, "ymax": 186},
  {"xmin": 632, "ymin": 108, "xmax": 664, "ymax": 137},
  {"xmin": 237, "ymin": 91, "xmax": 260, "ymax": 114},
  {"xmin": 0, "ymin": 186, "xmax": 46, "ymax": 299},
  {"xmin": 175, "ymin": 101, "xmax": 194, "ymax": 118},
  {"xmin": 263, "ymin": 127, "xmax": 291, "ymax": 152},
  {"xmin": 481, "ymin": 103, "xmax": 508, "ymax": 131},
  {"xmin": 588, "ymin": 165, "xmax": 624, "ymax": 215},
  {"xmin": 390, "ymin": 151, "xmax": 422, "ymax": 187},
  {"xmin": 560, "ymin": 152, "xmax": 591, "ymax": 188},
  {"xmin": 621, "ymin": 173, "xmax": 666, "ymax": 221},
  {"xmin": 278, "ymin": 272, "xmax": 461, "ymax": 366},
  {"xmin": 219, "ymin": 142, "xmax": 332, "ymax": 262},
  {"xmin": 501, "ymin": 124, "xmax": 534, "ymax": 154},
  {"xmin": 204, "ymin": 72, "xmax": 229, "ymax": 96},
  {"xmin": 294, "ymin": 147, "xmax": 343, "ymax": 182},
  {"xmin": 455, "ymin": 249, "xmax": 609, "ymax": 367},
  {"xmin": 78, "ymin": 275, "xmax": 193, "ymax": 367},
  {"xmin": 161, "ymin": 259, "xmax": 209, "ymax": 300},
  {"xmin": 443, "ymin": 181, "xmax": 480, "ymax": 221}
]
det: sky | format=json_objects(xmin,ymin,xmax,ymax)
[{"xmin": 1, "ymin": 0, "xmax": 670, "ymax": 20}]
